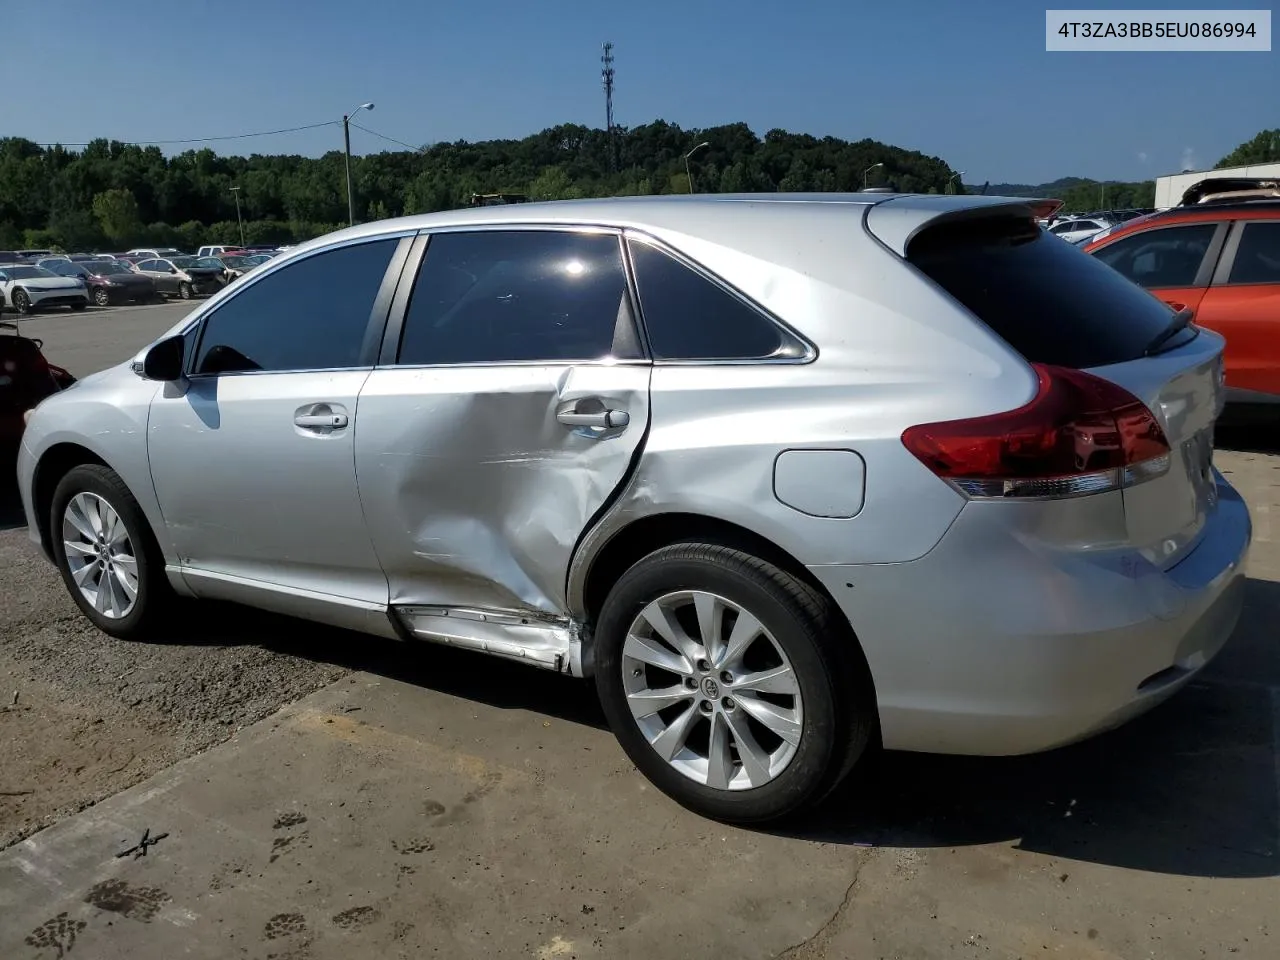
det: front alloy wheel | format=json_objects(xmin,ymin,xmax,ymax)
[
  {"xmin": 62, "ymin": 492, "xmax": 139, "ymax": 619},
  {"xmin": 622, "ymin": 591, "xmax": 803, "ymax": 790},
  {"xmin": 51, "ymin": 464, "xmax": 172, "ymax": 639}
]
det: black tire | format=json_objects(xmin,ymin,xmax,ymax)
[
  {"xmin": 71, "ymin": 300, "xmax": 87, "ymax": 312},
  {"xmin": 12, "ymin": 289, "xmax": 32, "ymax": 315},
  {"xmin": 50, "ymin": 464, "xmax": 172, "ymax": 640},
  {"xmin": 178, "ymin": 282, "xmax": 193, "ymax": 300},
  {"xmin": 93, "ymin": 288, "xmax": 110, "ymax": 307},
  {"xmin": 594, "ymin": 543, "xmax": 876, "ymax": 824}
]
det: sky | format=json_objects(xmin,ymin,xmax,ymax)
[{"xmin": 2, "ymin": 0, "xmax": 1273, "ymax": 184}]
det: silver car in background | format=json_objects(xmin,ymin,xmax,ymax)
[{"xmin": 16, "ymin": 194, "xmax": 1251, "ymax": 823}]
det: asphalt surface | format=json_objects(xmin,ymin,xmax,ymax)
[{"xmin": 1, "ymin": 301, "xmax": 1278, "ymax": 959}]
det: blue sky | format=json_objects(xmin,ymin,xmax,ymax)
[{"xmin": 3, "ymin": 0, "xmax": 1272, "ymax": 183}]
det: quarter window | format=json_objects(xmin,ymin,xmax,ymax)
[
  {"xmin": 397, "ymin": 230, "xmax": 637, "ymax": 365},
  {"xmin": 1226, "ymin": 222, "xmax": 1280, "ymax": 285},
  {"xmin": 192, "ymin": 237, "xmax": 397, "ymax": 375},
  {"xmin": 1091, "ymin": 223, "xmax": 1218, "ymax": 288},
  {"xmin": 628, "ymin": 240, "xmax": 787, "ymax": 360}
]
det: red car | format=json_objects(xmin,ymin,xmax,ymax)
[
  {"xmin": 1083, "ymin": 198, "xmax": 1280, "ymax": 409},
  {"xmin": 0, "ymin": 321, "xmax": 75, "ymax": 467}
]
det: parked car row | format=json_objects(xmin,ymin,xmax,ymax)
[{"xmin": 0, "ymin": 247, "xmax": 282, "ymax": 313}]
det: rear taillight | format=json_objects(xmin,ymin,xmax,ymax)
[{"xmin": 901, "ymin": 364, "xmax": 1171, "ymax": 500}]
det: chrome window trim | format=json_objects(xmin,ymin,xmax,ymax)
[
  {"xmin": 381, "ymin": 223, "xmax": 651, "ymax": 370},
  {"xmin": 182, "ymin": 230, "xmax": 416, "ymax": 379},
  {"xmin": 623, "ymin": 230, "xmax": 817, "ymax": 366}
]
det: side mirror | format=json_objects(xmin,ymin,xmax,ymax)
[
  {"xmin": 169, "ymin": 267, "xmax": 178, "ymax": 274},
  {"xmin": 135, "ymin": 335, "xmax": 185, "ymax": 381}
]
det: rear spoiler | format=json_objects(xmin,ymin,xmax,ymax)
[
  {"xmin": 1178, "ymin": 177, "xmax": 1280, "ymax": 206},
  {"xmin": 865, "ymin": 196, "xmax": 1064, "ymax": 256}
]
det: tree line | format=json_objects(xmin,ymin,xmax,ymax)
[
  {"xmin": 0, "ymin": 121, "xmax": 959, "ymax": 251},
  {"xmin": 1, "ymin": 123, "xmax": 1275, "ymax": 252}
]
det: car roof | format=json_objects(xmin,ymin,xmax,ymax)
[{"xmin": 286, "ymin": 193, "xmax": 1060, "ymax": 261}]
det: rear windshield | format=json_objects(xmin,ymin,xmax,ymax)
[{"xmin": 908, "ymin": 215, "xmax": 1186, "ymax": 368}]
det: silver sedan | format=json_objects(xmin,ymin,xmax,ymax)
[{"xmin": 16, "ymin": 194, "xmax": 1250, "ymax": 822}]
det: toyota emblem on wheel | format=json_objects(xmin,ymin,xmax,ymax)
[{"xmin": 700, "ymin": 676, "xmax": 720, "ymax": 700}]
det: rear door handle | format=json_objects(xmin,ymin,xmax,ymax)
[{"xmin": 556, "ymin": 409, "xmax": 630, "ymax": 428}]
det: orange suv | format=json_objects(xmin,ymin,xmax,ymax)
[{"xmin": 1083, "ymin": 199, "xmax": 1280, "ymax": 409}]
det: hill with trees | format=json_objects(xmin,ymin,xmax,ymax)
[
  {"xmin": 4, "ymin": 124, "xmax": 1275, "ymax": 251},
  {"xmin": 0, "ymin": 121, "xmax": 959, "ymax": 251}
]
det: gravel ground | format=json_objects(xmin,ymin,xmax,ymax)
[{"xmin": 0, "ymin": 500, "xmax": 352, "ymax": 848}]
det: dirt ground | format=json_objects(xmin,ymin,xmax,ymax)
[{"xmin": 0, "ymin": 510, "xmax": 350, "ymax": 848}]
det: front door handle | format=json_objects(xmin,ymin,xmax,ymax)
[
  {"xmin": 557, "ymin": 409, "xmax": 630, "ymax": 429},
  {"xmin": 294, "ymin": 411, "xmax": 348, "ymax": 429}
]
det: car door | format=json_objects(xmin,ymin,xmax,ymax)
[
  {"xmin": 1195, "ymin": 219, "xmax": 1280, "ymax": 401},
  {"xmin": 146, "ymin": 234, "xmax": 411, "ymax": 635},
  {"xmin": 355, "ymin": 227, "xmax": 651, "ymax": 622},
  {"xmin": 135, "ymin": 259, "xmax": 168, "ymax": 293},
  {"xmin": 1089, "ymin": 220, "xmax": 1227, "ymax": 315}
]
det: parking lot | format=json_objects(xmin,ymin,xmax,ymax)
[{"xmin": 1, "ymin": 302, "xmax": 1278, "ymax": 959}]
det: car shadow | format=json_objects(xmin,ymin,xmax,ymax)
[
  {"xmin": 1216, "ymin": 418, "xmax": 1280, "ymax": 455},
  {"xmin": 0, "ymin": 473, "xmax": 26, "ymax": 531}
]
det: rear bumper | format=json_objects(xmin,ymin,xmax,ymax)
[{"xmin": 810, "ymin": 470, "xmax": 1251, "ymax": 756}]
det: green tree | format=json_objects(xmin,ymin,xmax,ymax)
[
  {"xmin": 1216, "ymin": 128, "xmax": 1280, "ymax": 168},
  {"xmin": 92, "ymin": 188, "xmax": 142, "ymax": 245}
]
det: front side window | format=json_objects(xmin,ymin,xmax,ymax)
[
  {"xmin": 398, "ymin": 230, "xmax": 637, "ymax": 365},
  {"xmin": 1091, "ymin": 222, "xmax": 1218, "ymax": 288},
  {"xmin": 628, "ymin": 240, "xmax": 790, "ymax": 360},
  {"xmin": 1226, "ymin": 221, "xmax": 1280, "ymax": 285},
  {"xmin": 193, "ymin": 237, "xmax": 397, "ymax": 375}
]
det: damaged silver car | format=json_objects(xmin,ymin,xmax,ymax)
[{"xmin": 17, "ymin": 194, "xmax": 1251, "ymax": 823}]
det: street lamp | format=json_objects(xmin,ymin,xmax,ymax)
[
  {"xmin": 343, "ymin": 102, "xmax": 375, "ymax": 226},
  {"xmin": 685, "ymin": 141, "xmax": 710, "ymax": 194},
  {"xmin": 863, "ymin": 162, "xmax": 884, "ymax": 190},
  {"xmin": 230, "ymin": 185, "xmax": 245, "ymax": 246},
  {"xmin": 946, "ymin": 171, "xmax": 965, "ymax": 195}
]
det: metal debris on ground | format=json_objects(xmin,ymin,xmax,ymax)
[{"xmin": 116, "ymin": 827, "xmax": 169, "ymax": 859}]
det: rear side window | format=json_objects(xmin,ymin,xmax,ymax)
[
  {"xmin": 1227, "ymin": 222, "xmax": 1280, "ymax": 284},
  {"xmin": 398, "ymin": 230, "xmax": 637, "ymax": 365},
  {"xmin": 629, "ymin": 240, "xmax": 793, "ymax": 360},
  {"xmin": 1091, "ymin": 223, "xmax": 1218, "ymax": 288},
  {"xmin": 909, "ymin": 216, "xmax": 1183, "ymax": 369}
]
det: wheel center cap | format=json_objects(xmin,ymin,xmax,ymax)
[{"xmin": 700, "ymin": 676, "xmax": 720, "ymax": 700}]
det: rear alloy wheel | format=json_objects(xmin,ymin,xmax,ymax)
[
  {"xmin": 12, "ymin": 289, "xmax": 32, "ymax": 314},
  {"xmin": 595, "ymin": 543, "xmax": 876, "ymax": 823},
  {"xmin": 178, "ymin": 281, "xmax": 193, "ymax": 300},
  {"xmin": 93, "ymin": 288, "xmax": 110, "ymax": 307},
  {"xmin": 51, "ymin": 464, "xmax": 171, "ymax": 639}
]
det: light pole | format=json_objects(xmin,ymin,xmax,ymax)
[
  {"xmin": 946, "ymin": 171, "xmax": 965, "ymax": 195},
  {"xmin": 343, "ymin": 102, "xmax": 375, "ymax": 226},
  {"xmin": 863, "ymin": 162, "xmax": 884, "ymax": 190},
  {"xmin": 230, "ymin": 185, "xmax": 245, "ymax": 246},
  {"xmin": 685, "ymin": 141, "xmax": 709, "ymax": 194}
]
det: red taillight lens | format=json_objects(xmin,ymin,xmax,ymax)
[{"xmin": 901, "ymin": 364, "xmax": 1171, "ymax": 499}]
